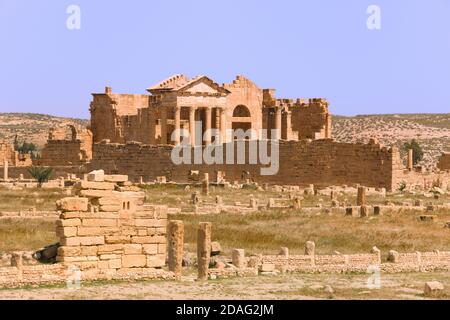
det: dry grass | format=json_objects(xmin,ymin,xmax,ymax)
[
  {"xmin": 0, "ymin": 218, "xmax": 57, "ymax": 252},
  {"xmin": 0, "ymin": 187, "xmax": 64, "ymax": 211},
  {"xmin": 0, "ymin": 185, "xmax": 449, "ymax": 256},
  {"xmin": 171, "ymin": 208, "xmax": 450, "ymax": 256}
]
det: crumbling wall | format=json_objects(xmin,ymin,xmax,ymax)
[
  {"xmin": 0, "ymin": 140, "xmax": 32, "ymax": 167},
  {"xmin": 91, "ymin": 138, "xmax": 398, "ymax": 190},
  {"xmin": 392, "ymin": 169, "xmax": 450, "ymax": 191},
  {"xmin": 90, "ymin": 87, "xmax": 150, "ymax": 144},
  {"xmin": 55, "ymin": 174, "xmax": 167, "ymax": 274},
  {"xmin": 40, "ymin": 126, "xmax": 93, "ymax": 166},
  {"xmin": 290, "ymin": 98, "xmax": 331, "ymax": 140}
]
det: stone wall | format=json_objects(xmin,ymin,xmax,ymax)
[
  {"xmin": 55, "ymin": 174, "xmax": 167, "ymax": 274},
  {"xmin": 392, "ymin": 169, "xmax": 450, "ymax": 191},
  {"xmin": 0, "ymin": 140, "xmax": 32, "ymax": 167},
  {"xmin": 40, "ymin": 127, "xmax": 93, "ymax": 166},
  {"xmin": 90, "ymin": 138, "xmax": 399, "ymax": 190}
]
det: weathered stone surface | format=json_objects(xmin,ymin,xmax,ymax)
[
  {"xmin": 279, "ymin": 247, "xmax": 289, "ymax": 258},
  {"xmin": 77, "ymin": 181, "xmax": 115, "ymax": 190},
  {"xmin": 87, "ymin": 170, "xmax": 105, "ymax": 182},
  {"xmin": 305, "ymin": 241, "xmax": 315, "ymax": 256},
  {"xmin": 260, "ymin": 263, "xmax": 275, "ymax": 272},
  {"xmin": 104, "ymin": 174, "xmax": 128, "ymax": 183},
  {"xmin": 122, "ymin": 255, "xmax": 146, "ymax": 268},
  {"xmin": 210, "ymin": 241, "xmax": 221, "ymax": 256},
  {"xmin": 232, "ymin": 249, "xmax": 245, "ymax": 268},
  {"xmin": 56, "ymin": 197, "xmax": 88, "ymax": 212},
  {"xmin": 197, "ymin": 222, "xmax": 211, "ymax": 281},
  {"xmin": 424, "ymin": 281, "xmax": 444, "ymax": 296},
  {"xmin": 360, "ymin": 205, "xmax": 368, "ymax": 218},
  {"xmin": 357, "ymin": 186, "xmax": 366, "ymax": 206},
  {"xmin": 167, "ymin": 220, "xmax": 184, "ymax": 275}
]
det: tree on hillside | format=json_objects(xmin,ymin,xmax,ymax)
[
  {"xmin": 27, "ymin": 167, "xmax": 53, "ymax": 188},
  {"xmin": 403, "ymin": 139, "xmax": 424, "ymax": 165},
  {"xmin": 13, "ymin": 135, "xmax": 37, "ymax": 154}
]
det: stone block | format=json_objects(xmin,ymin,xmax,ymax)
[
  {"xmin": 57, "ymin": 218, "xmax": 82, "ymax": 227},
  {"xmin": 80, "ymin": 246, "xmax": 98, "ymax": 256},
  {"xmin": 79, "ymin": 189, "xmax": 114, "ymax": 198},
  {"xmin": 124, "ymin": 244, "xmax": 143, "ymax": 255},
  {"xmin": 260, "ymin": 264, "xmax": 275, "ymax": 272},
  {"xmin": 424, "ymin": 281, "xmax": 444, "ymax": 296},
  {"xmin": 122, "ymin": 254, "xmax": 147, "ymax": 268},
  {"xmin": 78, "ymin": 181, "xmax": 115, "ymax": 190},
  {"xmin": 142, "ymin": 244, "xmax": 158, "ymax": 255},
  {"xmin": 57, "ymin": 246, "xmax": 81, "ymax": 257},
  {"xmin": 82, "ymin": 218, "xmax": 117, "ymax": 227},
  {"xmin": 87, "ymin": 170, "xmax": 105, "ymax": 182},
  {"xmin": 56, "ymin": 197, "xmax": 88, "ymax": 212},
  {"xmin": 104, "ymin": 174, "xmax": 128, "ymax": 183},
  {"xmin": 210, "ymin": 241, "xmax": 221, "ymax": 256},
  {"xmin": 232, "ymin": 249, "xmax": 246, "ymax": 268},
  {"xmin": 97, "ymin": 244, "xmax": 124, "ymax": 254},
  {"xmin": 146, "ymin": 254, "xmax": 166, "ymax": 268},
  {"xmin": 109, "ymin": 259, "xmax": 122, "ymax": 269},
  {"xmin": 105, "ymin": 235, "xmax": 131, "ymax": 244}
]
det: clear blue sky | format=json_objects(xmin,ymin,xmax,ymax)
[{"xmin": 1, "ymin": 0, "xmax": 449, "ymax": 119}]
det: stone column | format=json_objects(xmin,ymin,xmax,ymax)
[
  {"xmin": 197, "ymin": 222, "xmax": 212, "ymax": 281},
  {"xmin": 189, "ymin": 107, "xmax": 196, "ymax": 146},
  {"xmin": 168, "ymin": 220, "xmax": 184, "ymax": 275},
  {"xmin": 357, "ymin": 186, "xmax": 366, "ymax": 206},
  {"xmin": 407, "ymin": 149, "xmax": 414, "ymax": 171},
  {"xmin": 202, "ymin": 173, "xmax": 209, "ymax": 195},
  {"xmin": 274, "ymin": 107, "xmax": 282, "ymax": 140},
  {"xmin": 174, "ymin": 106, "xmax": 181, "ymax": 145},
  {"xmin": 3, "ymin": 160, "xmax": 8, "ymax": 181},
  {"xmin": 285, "ymin": 111, "xmax": 292, "ymax": 140},
  {"xmin": 161, "ymin": 106, "xmax": 168, "ymax": 144},
  {"xmin": 204, "ymin": 107, "xmax": 212, "ymax": 145},
  {"xmin": 219, "ymin": 108, "xmax": 227, "ymax": 144},
  {"xmin": 232, "ymin": 249, "xmax": 245, "ymax": 268},
  {"xmin": 305, "ymin": 241, "xmax": 315, "ymax": 266}
]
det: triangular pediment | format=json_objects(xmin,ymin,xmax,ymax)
[{"xmin": 176, "ymin": 76, "xmax": 230, "ymax": 95}]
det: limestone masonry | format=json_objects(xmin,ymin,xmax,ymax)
[{"xmin": 2, "ymin": 74, "xmax": 449, "ymax": 191}]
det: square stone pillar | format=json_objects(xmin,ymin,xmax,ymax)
[
  {"xmin": 204, "ymin": 107, "xmax": 212, "ymax": 145},
  {"xmin": 174, "ymin": 106, "xmax": 181, "ymax": 145},
  {"xmin": 197, "ymin": 222, "xmax": 212, "ymax": 281},
  {"xmin": 357, "ymin": 186, "xmax": 366, "ymax": 206},
  {"xmin": 168, "ymin": 220, "xmax": 184, "ymax": 275},
  {"xmin": 161, "ymin": 106, "xmax": 168, "ymax": 144},
  {"xmin": 189, "ymin": 107, "xmax": 196, "ymax": 146}
]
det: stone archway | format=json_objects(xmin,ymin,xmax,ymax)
[{"xmin": 232, "ymin": 105, "xmax": 252, "ymax": 139}]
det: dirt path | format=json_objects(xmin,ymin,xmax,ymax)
[{"xmin": 1, "ymin": 272, "xmax": 449, "ymax": 300}]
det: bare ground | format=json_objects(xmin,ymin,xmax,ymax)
[{"xmin": 1, "ymin": 271, "xmax": 450, "ymax": 300}]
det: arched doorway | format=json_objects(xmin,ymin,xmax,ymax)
[{"xmin": 232, "ymin": 105, "xmax": 252, "ymax": 139}]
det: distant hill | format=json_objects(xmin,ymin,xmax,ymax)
[
  {"xmin": 0, "ymin": 113, "xmax": 89, "ymax": 149},
  {"xmin": 1, "ymin": 112, "xmax": 449, "ymax": 168},
  {"xmin": 333, "ymin": 113, "xmax": 450, "ymax": 168}
]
